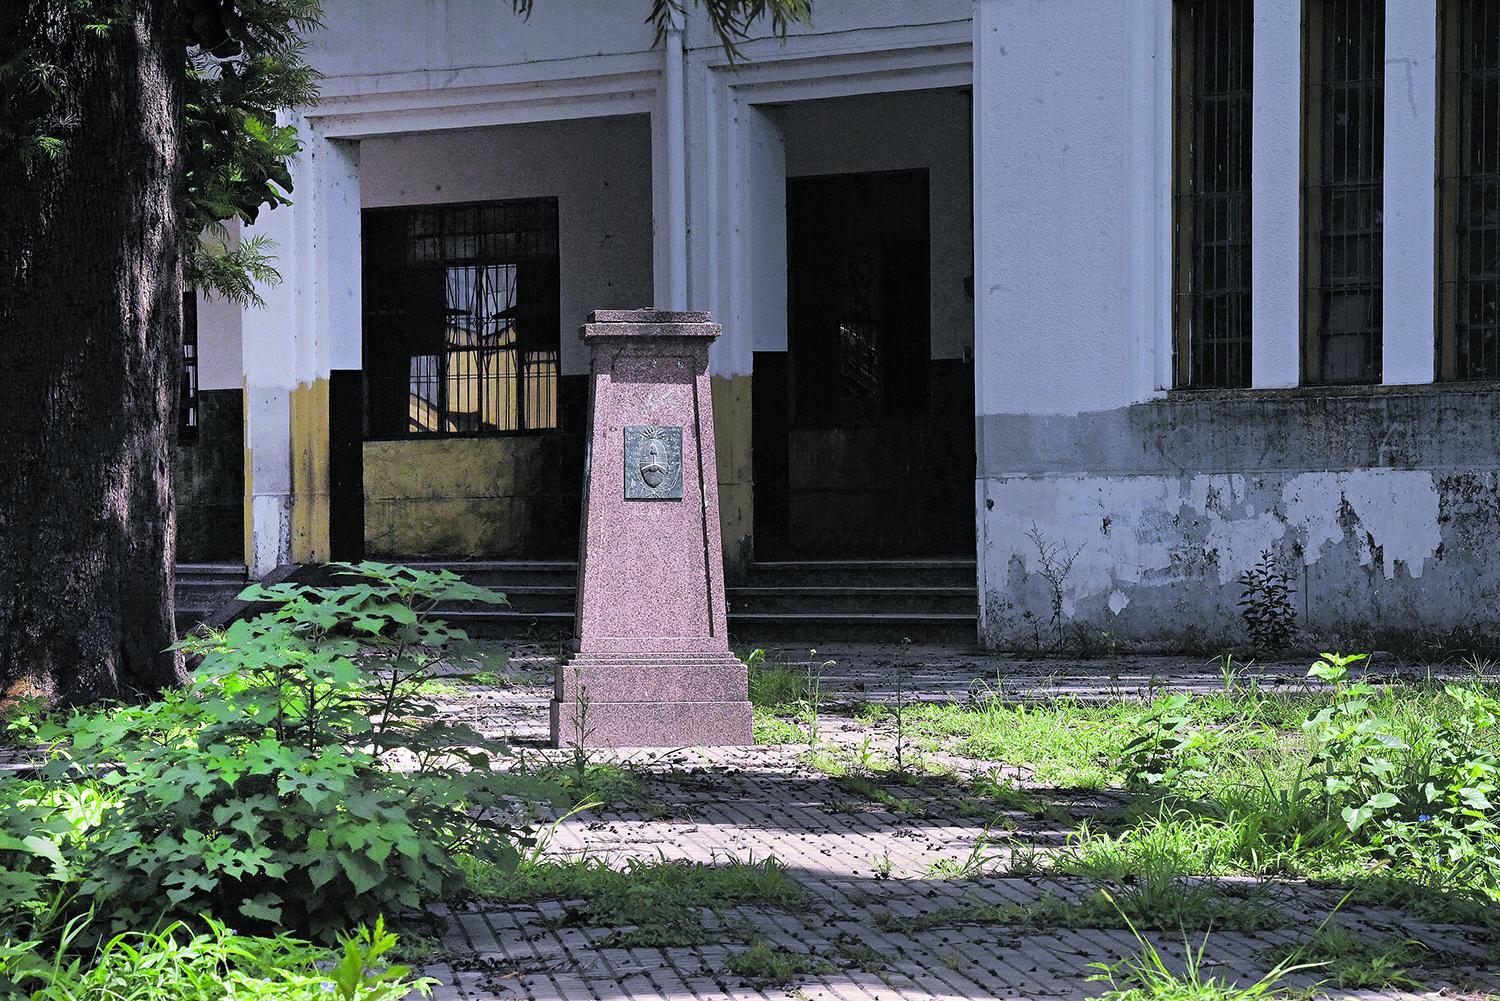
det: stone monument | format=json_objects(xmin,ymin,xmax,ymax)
[{"xmin": 550, "ymin": 310, "xmax": 753, "ymax": 747}]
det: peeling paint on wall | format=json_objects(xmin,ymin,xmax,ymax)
[{"xmin": 977, "ymin": 388, "xmax": 1500, "ymax": 650}]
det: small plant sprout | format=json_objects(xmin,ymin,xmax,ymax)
[
  {"xmin": 893, "ymin": 653, "xmax": 912, "ymax": 776},
  {"xmin": 1026, "ymin": 524, "xmax": 1084, "ymax": 650},
  {"xmin": 803, "ymin": 650, "xmax": 831, "ymax": 748},
  {"xmin": 569, "ymin": 663, "xmax": 596, "ymax": 789}
]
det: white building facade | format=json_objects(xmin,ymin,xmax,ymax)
[{"xmin": 175, "ymin": 0, "xmax": 1500, "ymax": 650}]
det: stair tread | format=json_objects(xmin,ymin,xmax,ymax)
[
  {"xmin": 728, "ymin": 585, "xmax": 974, "ymax": 595},
  {"xmin": 730, "ymin": 611, "xmax": 976, "ymax": 620}
]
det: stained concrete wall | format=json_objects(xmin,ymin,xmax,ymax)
[
  {"xmin": 979, "ymin": 387, "xmax": 1500, "ymax": 649},
  {"xmin": 363, "ymin": 435, "xmax": 582, "ymax": 557},
  {"xmin": 306, "ymin": 0, "xmax": 658, "ymax": 81}
]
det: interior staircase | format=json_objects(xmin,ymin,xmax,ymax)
[{"xmin": 175, "ymin": 558, "xmax": 980, "ymax": 644}]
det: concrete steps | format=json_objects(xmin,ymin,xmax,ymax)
[
  {"xmin": 174, "ymin": 563, "xmax": 249, "ymax": 632},
  {"xmin": 727, "ymin": 559, "xmax": 978, "ymax": 642},
  {"xmin": 176, "ymin": 557, "xmax": 981, "ymax": 644}
]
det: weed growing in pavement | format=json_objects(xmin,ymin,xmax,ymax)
[
  {"xmin": 804, "ymin": 650, "xmax": 830, "ymax": 748},
  {"xmin": 1026, "ymin": 525, "xmax": 1084, "ymax": 651},
  {"xmin": 878, "ymin": 879, "xmax": 1281, "ymax": 935},
  {"xmin": 459, "ymin": 852, "xmax": 801, "ymax": 948},
  {"xmin": 1118, "ymin": 693, "xmax": 1211, "ymax": 789},
  {"xmin": 1087, "ymin": 899, "xmax": 1315, "ymax": 1001},
  {"xmin": 752, "ymin": 712, "xmax": 808, "ymax": 744},
  {"xmin": 1274, "ymin": 922, "xmax": 1427, "ymax": 990},
  {"xmin": 828, "ymin": 936, "xmax": 885, "ymax": 972},
  {"xmin": 745, "ymin": 649, "xmax": 833, "ymax": 747},
  {"xmin": 515, "ymin": 756, "xmax": 654, "ymax": 811},
  {"xmin": 924, "ymin": 827, "xmax": 999, "ymax": 880},
  {"xmin": 567, "ymin": 665, "xmax": 595, "ymax": 789},
  {"xmin": 723, "ymin": 943, "xmax": 828, "ymax": 985},
  {"xmin": 892, "ymin": 652, "xmax": 913, "ymax": 775}
]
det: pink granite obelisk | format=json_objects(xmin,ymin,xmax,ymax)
[{"xmin": 550, "ymin": 310, "xmax": 753, "ymax": 747}]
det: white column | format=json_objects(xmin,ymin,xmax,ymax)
[
  {"xmin": 663, "ymin": 10, "xmax": 689, "ymax": 311},
  {"xmin": 1251, "ymin": 0, "xmax": 1304, "ymax": 388},
  {"xmin": 746, "ymin": 105, "xmax": 786, "ymax": 356},
  {"xmin": 1383, "ymin": 0, "xmax": 1438, "ymax": 385},
  {"xmin": 314, "ymin": 136, "xmax": 362, "ymax": 373},
  {"xmin": 240, "ymin": 152, "xmax": 300, "ymax": 577}
]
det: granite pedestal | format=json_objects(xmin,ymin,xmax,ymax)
[{"xmin": 550, "ymin": 310, "xmax": 753, "ymax": 747}]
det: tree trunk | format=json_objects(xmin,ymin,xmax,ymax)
[{"xmin": 0, "ymin": 1, "xmax": 187, "ymax": 703}]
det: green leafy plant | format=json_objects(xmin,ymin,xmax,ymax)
[
  {"xmin": 1237, "ymin": 550, "xmax": 1297, "ymax": 649},
  {"xmin": 0, "ymin": 913, "xmax": 433, "ymax": 1000},
  {"xmin": 1118, "ymin": 694, "xmax": 1211, "ymax": 789},
  {"xmin": 1278, "ymin": 922, "xmax": 1426, "ymax": 990},
  {"xmin": 462, "ymin": 852, "xmax": 800, "ymax": 948},
  {"xmin": 33, "ymin": 562, "xmax": 555, "ymax": 939},
  {"xmin": 1302, "ymin": 652, "xmax": 1500, "ymax": 893},
  {"xmin": 803, "ymin": 651, "xmax": 830, "ymax": 748},
  {"xmin": 723, "ymin": 942, "xmax": 825, "ymax": 985},
  {"xmin": 0, "ymin": 776, "xmax": 111, "ymax": 940}
]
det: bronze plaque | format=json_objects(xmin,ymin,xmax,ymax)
[{"xmin": 624, "ymin": 426, "xmax": 684, "ymax": 500}]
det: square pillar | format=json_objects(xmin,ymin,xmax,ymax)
[{"xmin": 551, "ymin": 310, "xmax": 752, "ymax": 747}]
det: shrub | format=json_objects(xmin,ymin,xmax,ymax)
[
  {"xmin": 1303, "ymin": 652, "xmax": 1500, "ymax": 894},
  {"xmin": 1237, "ymin": 550, "xmax": 1297, "ymax": 649},
  {"xmin": 33, "ymin": 562, "xmax": 556, "ymax": 939},
  {"xmin": 0, "ymin": 777, "xmax": 110, "ymax": 939}
]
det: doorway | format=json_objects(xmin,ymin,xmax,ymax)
[{"xmin": 754, "ymin": 167, "xmax": 974, "ymax": 558}]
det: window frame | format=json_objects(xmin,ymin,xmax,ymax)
[
  {"xmin": 1301, "ymin": 0, "xmax": 1387, "ymax": 386},
  {"xmin": 179, "ymin": 290, "xmax": 199, "ymax": 442},
  {"xmin": 360, "ymin": 197, "xmax": 562, "ymax": 440},
  {"xmin": 1437, "ymin": 0, "xmax": 1500, "ymax": 381},
  {"xmin": 1172, "ymin": 0, "xmax": 1255, "ymax": 390}
]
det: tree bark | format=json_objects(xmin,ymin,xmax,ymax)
[{"xmin": 0, "ymin": 1, "xmax": 187, "ymax": 703}]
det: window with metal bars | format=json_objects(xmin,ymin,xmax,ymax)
[
  {"xmin": 179, "ymin": 291, "xmax": 199, "ymax": 441},
  {"xmin": 1303, "ymin": 0, "xmax": 1385, "ymax": 385},
  {"xmin": 1173, "ymin": 0, "xmax": 1253, "ymax": 390},
  {"xmin": 1439, "ymin": 0, "xmax": 1500, "ymax": 381},
  {"xmin": 362, "ymin": 199, "xmax": 561, "ymax": 437}
]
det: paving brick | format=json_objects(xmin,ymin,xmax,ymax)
[{"xmin": 417, "ymin": 649, "xmax": 1496, "ymax": 1001}]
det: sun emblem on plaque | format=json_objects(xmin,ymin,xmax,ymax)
[{"xmin": 623, "ymin": 426, "xmax": 684, "ymax": 500}]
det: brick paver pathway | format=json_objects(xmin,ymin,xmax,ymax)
[{"xmin": 422, "ymin": 646, "xmax": 1498, "ymax": 1001}]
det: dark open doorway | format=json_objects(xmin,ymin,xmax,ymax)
[{"xmin": 753, "ymin": 168, "xmax": 974, "ymax": 559}]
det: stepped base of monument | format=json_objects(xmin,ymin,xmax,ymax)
[{"xmin": 550, "ymin": 650, "xmax": 753, "ymax": 747}]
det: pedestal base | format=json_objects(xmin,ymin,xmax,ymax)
[{"xmin": 550, "ymin": 651, "xmax": 753, "ymax": 747}]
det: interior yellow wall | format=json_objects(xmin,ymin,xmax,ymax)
[
  {"xmin": 364, "ymin": 437, "xmax": 569, "ymax": 556},
  {"xmin": 360, "ymin": 381, "xmax": 752, "ymax": 565},
  {"xmin": 712, "ymin": 375, "xmax": 753, "ymax": 572}
]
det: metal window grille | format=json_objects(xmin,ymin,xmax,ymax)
[
  {"xmin": 1173, "ymin": 0, "xmax": 1253, "ymax": 389},
  {"xmin": 1439, "ymin": 0, "xmax": 1500, "ymax": 380},
  {"xmin": 362, "ymin": 199, "xmax": 561, "ymax": 437},
  {"xmin": 179, "ymin": 291, "xmax": 199, "ymax": 440},
  {"xmin": 1304, "ymin": 0, "xmax": 1384, "ymax": 384}
]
